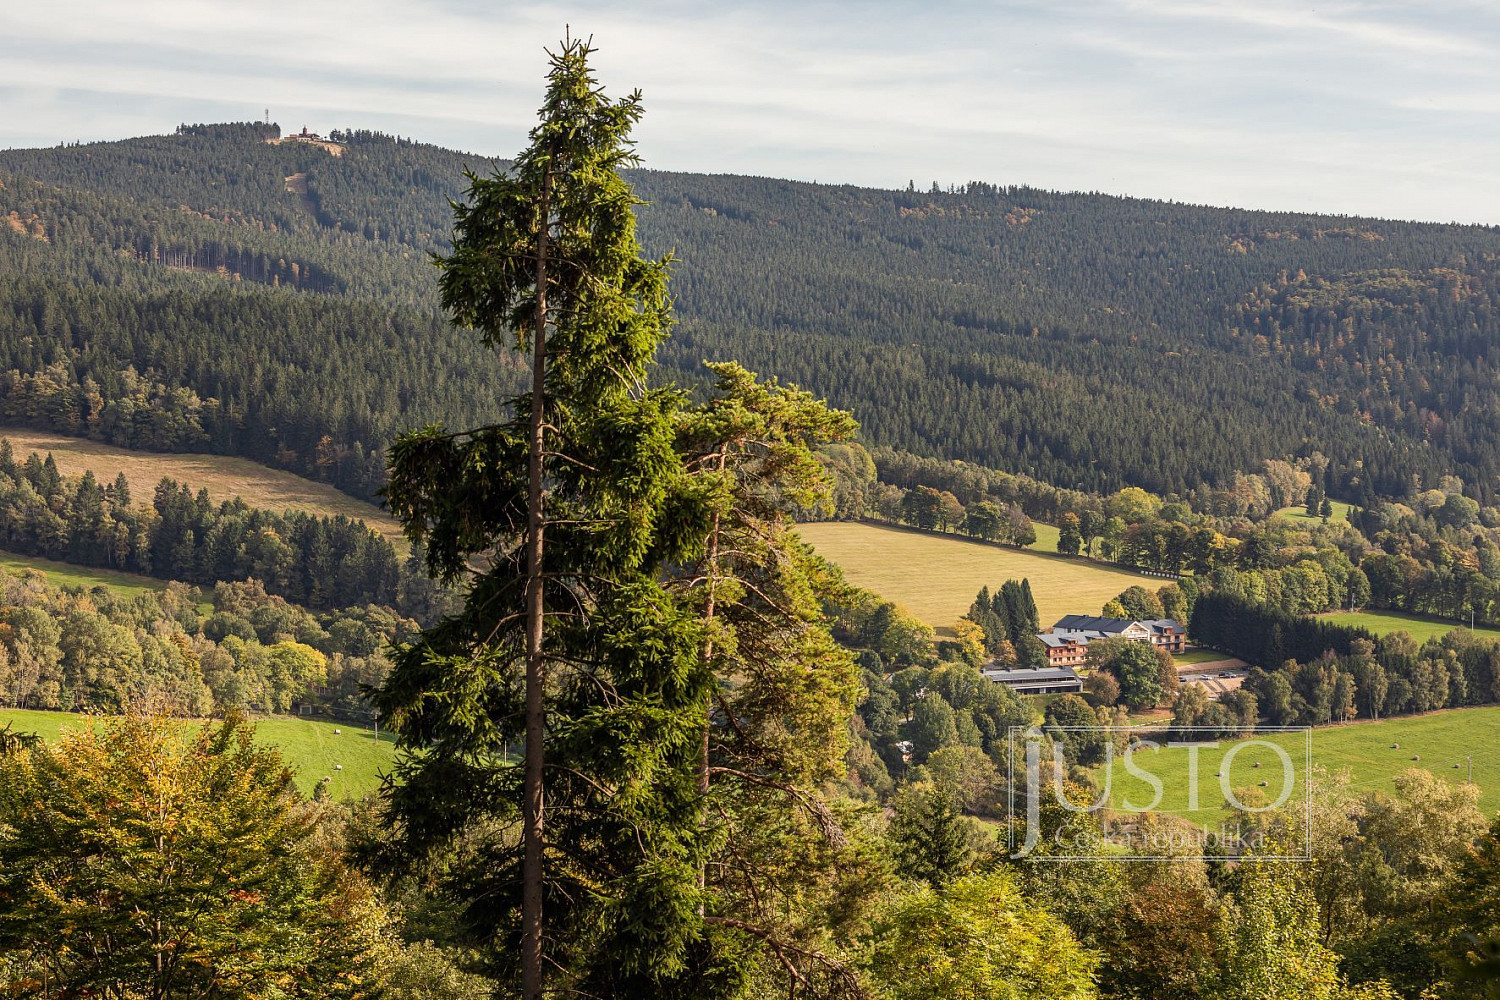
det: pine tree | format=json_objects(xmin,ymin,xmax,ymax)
[
  {"xmin": 672, "ymin": 361, "xmax": 865, "ymax": 994},
  {"xmin": 970, "ymin": 585, "xmax": 992, "ymax": 623},
  {"xmin": 1000, "ymin": 581, "xmax": 1027, "ymax": 644},
  {"xmin": 378, "ymin": 38, "xmax": 713, "ymax": 997},
  {"xmin": 110, "ymin": 470, "xmax": 131, "ymax": 507},
  {"xmin": 1020, "ymin": 578, "xmax": 1039, "ymax": 632},
  {"xmin": 970, "ymin": 585, "xmax": 1004, "ymax": 653}
]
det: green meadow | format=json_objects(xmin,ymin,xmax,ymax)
[
  {"xmin": 0, "ymin": 552, "xmax": 165, "ymax": 599},
  {"xmin": 0, "ymin": 708, "xmax": 398, "ymax": 800},
  {"xmin": 1174, "ymin": 647, "xmax": 1236, "ymax": 665},
  {"xmin": 1320, "ymin": 608, "xmax": 1500, "ymax": 644},
  {"xmin": 1273, "ymin": 500, "xmax": 1355, "ymax": 524},
  {"xmin": 1093, "ymin": 707, "xmax": 1500, "ymax": 826}
]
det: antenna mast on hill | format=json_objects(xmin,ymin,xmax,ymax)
[{"xmin": 263, "ymin": 108, "xmax": 270, "ymax": 124}]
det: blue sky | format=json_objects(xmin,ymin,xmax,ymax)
[{"xmin": 3, "ymin": 0, "xmax": 1498, "ymax": 223}]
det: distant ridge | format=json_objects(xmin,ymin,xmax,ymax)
[{"xmin": 1, "ymin": 123, "xmax": 1500, "ymax": 504}]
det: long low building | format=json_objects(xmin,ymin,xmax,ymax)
[
  {"xmin": 982, "ymin": 665, "xmax": 1084, "ymax": 695},
  {"xmin": 1039, "ymin": 615, "xmax": 1186, "ymax": 667}
]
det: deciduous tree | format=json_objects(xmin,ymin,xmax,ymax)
[{"xmin": 0, "ymin": 715, "xmax": 383, "ymax": 995}]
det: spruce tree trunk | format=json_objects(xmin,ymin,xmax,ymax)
[
  {"xmin": 697, "ymin": 446, "xmax": 728, "ymax": 907},
  {"xmin": 522, "ymin": 162, "xmax": 552, "ymax": 1000}
]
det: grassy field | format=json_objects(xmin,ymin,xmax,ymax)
[
  {"xmin": 0, "ymin": 708, "xmax": 398, "ymax": 800},
  {"xmin": 0, "ymin": 427, "xmax": 404, "ymax": 548},
  {"xmin": 1096, "ymin": 707, "xmax": 1500, "ymax": 825},
  {"xmin": 797, "ymin": 521, "xmax": 1147, "ymax": 631},
  {"xmin": 0, "ymin": 552, "xmax": 165, "ymax": 598},
  {"xmin": 1274, "ymin": 499, "xmax": 1354, "ymax": 524},
  {"xmin": 1320, "ymin": 608, "xmax": 1500, "ymax": 644},
  {"xmin": 1031, "ymin": 521, "xmax": 1060, "ymax": 553},
  {"xmin": 1174, "ymin": 647, "xmax": 1234, "ymax": 665}
]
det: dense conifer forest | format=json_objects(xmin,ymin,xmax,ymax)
[{"xmin": 4, "ymin": 124, "xmax": 1500, "ymax": 502}]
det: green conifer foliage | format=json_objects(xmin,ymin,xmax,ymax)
[{"xmin": 377, "ymin": 38, "xmax": 714, "ymax": 997}]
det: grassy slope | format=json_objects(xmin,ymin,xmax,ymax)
[
  {"xmin": 0, "ymin": 552, "xmax": 164, "ymax": 598},
  {"xmin": 798, "ymin": 521, "xmax": 1144, "ymax": 632},
  {"xmin": 0, "ymin": 708, "xmax": 397, "ymax": 800},
  {"xmin": 1098, "ymin": 707, "xmax": 1500, "ymax": 825},
  {"xmin": 0, "ymin": 427, "xmax": 404, "ymax": 548},
  {"xmin": 1321, "ymin": 609, "xmax": 1500, "ymax": 644}
]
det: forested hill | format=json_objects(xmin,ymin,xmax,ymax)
[{"xmin": 4, "ymin": 121, "xmax": 1500, "ymax": 502}]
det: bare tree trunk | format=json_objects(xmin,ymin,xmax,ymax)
[
  {"xmin": 522, "ymin": 161, "xmax": 553, "ymax": 1000},
  {"xmin": 697, "ymin": 447, "xmax": 728, "ymax": 912}
]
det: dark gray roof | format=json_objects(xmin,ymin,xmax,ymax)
[
  {"xmin": 1053, "ymin": 614, "xmax": 1135, "ymax": 632},
  {"xmin": 1041, "ymin": 629, "xmax": 1112, "ymax": 647},
  {"xmin": 983, "ymin": 666, "xmax": 1082, "ymax": 683},
  {"xmin": 1051, "ymin": 615, "xmax": 1182, "ymax": 635}
]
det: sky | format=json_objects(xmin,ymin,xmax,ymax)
[{"xmin": 3, "ymin": 0, "xmax": 1499, "ymax": 224}]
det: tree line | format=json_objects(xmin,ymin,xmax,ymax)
[
  {"xmin": 0, "ymin": 570, "xmax": 414, "ymax": 719},
  {"xmin": 0, "ymin": 441, "xmax": 452, "ymax": 619},
  {"xmin": 1238, "ymin": 629, "xmax": 1500, "ymax": 726}
]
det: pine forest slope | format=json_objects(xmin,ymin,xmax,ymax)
[{"xmin": 3, "ymin": 123, "xmax": 1500, "ymax": 504}]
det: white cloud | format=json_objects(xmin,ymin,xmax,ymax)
[
  {"xmin": 1, "ymin": 0, "xmax": 1498, "ymax": 222},
  {"xmin": 1121, "ymin": 0, "xmax": 1491, "ymax": 58}
]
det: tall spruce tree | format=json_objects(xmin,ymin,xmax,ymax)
[
  {"xmin": 1020, "ymin": 578, "xmax": 1039, "ymax": 632},
  {"xmin": 889, "ymin": 784, "xmax": 974, "ymax": 886},
  {"xmin": 378, "ymin": 39, "xmax": 713, "ymax": 997},
  {"xmin": 990, "ymin": 589, "xmax": 1015, "ymax": 648},
  {"xmin": 999, "ymin": 582, "xmax": 1027, "ymax": 644}
]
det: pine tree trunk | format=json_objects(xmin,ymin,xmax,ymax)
[{"xmin": 522, "ymin": 160, "xmax": 552, "ymax": 1000}]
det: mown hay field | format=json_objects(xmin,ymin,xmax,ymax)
[
  {"xmin": 0, "ymin": 427, "xmax": 404, "ymax": 547},
  {"xmin": 797, "ymin": 521, "xmax": 1149, "ymax": 632}
]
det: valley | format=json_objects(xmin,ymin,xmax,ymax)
[{"xmin": 2, "ymin": 104, "xmax": 1499, "ymax": 998}]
